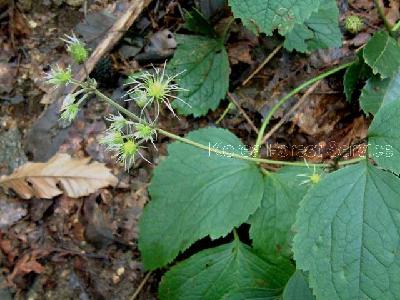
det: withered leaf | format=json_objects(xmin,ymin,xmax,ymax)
[{"xmin": 0, "ymin": 153, "xmax": 118, "ymax": 199}]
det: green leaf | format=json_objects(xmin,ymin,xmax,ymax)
[
  {"xmin": 283, "ymin": 271, "xmax": 315, "ymax": 300},
  {"xmin": 159, "ymin": 240, "xmax": 292, "ymax": 300},
  {"xmin": 368, "ymin": 100, "xmax": 400, "ymax": 174},
  {"xmin": 343, "ymin": 51, "xmax": 372, "ymax": 102},
  {"xmin": 360, "ymin": 72, "xmax": 400, "ymax": 115},
  {"xmin": 228, "ymin": 0, "xmax": 320, "ymax": 36},
  {"xmin": 223, "ymin": 288, "xmax": 276, "ymax": 300},
  {"xmin": 167, "ymin": 35, "xmax": 229, "ymax": 117},
  {"xmin": 139, "ymin": 128, "xmax": 264, "ymax": 270},
  {"xmin": 184, "ymin": 9, "xmax": 217, "ymax": 37},
  {"xmin": 293, "ymin": 162, "xmax": 400, "ymax": 299},
  {"xmin": 284, "ymin": 0, "xmax": 342, "ymax": 53},
  {"xmin": 363, "ymin": 31, "xmax": 400, "ymax": 79},
  {"xmin": 249, "ymin": 167, "xmax": 311, "ymax": 262}
]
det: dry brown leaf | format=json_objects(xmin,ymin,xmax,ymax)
[{"xmin": 0, "ymin": 153, "xmax": 118, "ymax": 199}]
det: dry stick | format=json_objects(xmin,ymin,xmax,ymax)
[
  {"xmin": 227, "ymin": 92, "xmax": 259, "ymax": 134},
  {"xmin": 260, "ymin": 81, "xmax": 321, "ymax": 145},
  {"xmin": 130, "ymin": 272, "xmax": 152, "ymax": 300},
  {"xmin": 242, "ymin": 44, "xmax": 283, "ymax": 86}
]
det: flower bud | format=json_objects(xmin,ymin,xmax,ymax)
[
  {"xmin": 60, "ymin": 103, "xmax": 79, "ymax": 122},
  {"xmin": 345, "ymin": 15, "xmax": 363, "ymax": 34},
  {"xmin": 45, "ymin": 65, "xmax": 72, "ymax": 86},
  {"xmin": 63, "ymin": 34, "xmax": 89, "ymax": 64}
]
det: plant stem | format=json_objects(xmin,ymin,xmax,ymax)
[
  {"xmin": 392, "ymin": 20, "xmax": 400, "ymax": 32},
  {"xmin": 374, "ymin": 0, "xmax": 393, "ymax": 32},
  {"xmin": 157, "ymin": 128, "xmax": 365, "ymax": 167},
  {"xmin": 253, "ymin": 61, "xmax": 354, "ymax": 158},
  {"xmin": 93, "ymin": 89, "xmax": 143, "ymax": 123},
  {"xmin": 91, "ymin": 82, "xmax": 365, "ymax": 168}
]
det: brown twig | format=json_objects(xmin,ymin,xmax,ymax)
[
  {"xmin": 260, "ymin": 81, "xmax": 321, "ymax": 145},
  {"xmin": 227, "ymin": 92, "xmax": 259, "ymax": 134},
  {"xmin": 242, "ymin": 44, "xmax": 282, "ymax": 86},
  {"xmin": 8, "ymin": 0, "xmax": 15, "ymax": 49},
  {"xmin": 130, "ymin": 272, "xmax": 152, "ymax": 300}
]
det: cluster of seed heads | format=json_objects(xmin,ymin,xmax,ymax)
[{"xmin": 44, "ymin": 33, "xmax": 186, "ymax": 169}]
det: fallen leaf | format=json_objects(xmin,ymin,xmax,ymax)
[
  {"xmin": 0, "ymin": 153, "xmax": 118, "ymax": 199},
  {"xmin": 7, "ymin": 249, "xmax": 49, "ymax": 285},
  {"xmin": 228, "ymin": 41, "xmax": 253, "ymax": 65}
]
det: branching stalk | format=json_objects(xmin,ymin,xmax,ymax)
[
  {"xmin": 253, "ymin": 61, "xmax": 354, "ymax": 158},
  {"xmin": 90, "ymin": 86, "xmax": 365, "ymax": 169}
]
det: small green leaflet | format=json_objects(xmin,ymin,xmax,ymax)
[
  {"xmin": 249, "ymin": 167, "xmax": 311, "ymax": 262},
  {"xmin": 363, "ymin": 31, "xmax": 400, "ymax": 79},
  {"xmin": 138, "ymin": 128, "xmax": 264, "ymax": 270},
  {"xmin": 293, "ymin": 162, "xmax": 400, "ymax": 300},
  {"xmin": 343, "ymin": 51, "xmax": 372, "ymax": 102},
  {"xmin": 283, "ymin": 271, "xmax": 315, "ymax": 300},
  {"xmin": 368, "ymin": 100, "xmax": 400, "ymax": 174},
  {"xmin": 228, "ymin": 0, "xmax": 320, "ymax": 36},
  {"xmin": 167, "ymin": 34, "xmax": 229, "ymax": 117},
  {"xmin": 359, "ymin": 72, "xmax": 400, "ymax": 115},
  {"xmin": 183, "ymin": 9, "xmax": 216, "ymax": 37},
  {"xmin": 159, "ymin": 240, "xmax": 292, "ymax": 300},
  {"xmin": 284, "ymin": 0, "xmax": 342, "ymax": 53}
]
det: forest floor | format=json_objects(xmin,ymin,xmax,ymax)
[{"xmin": 0, "ymin": 0, "xmax": 397, "ymax": 299}]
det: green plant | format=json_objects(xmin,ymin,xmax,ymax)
[{"xmin": 45, "ymin": 0, "xmax": 400, "ymax": 298}]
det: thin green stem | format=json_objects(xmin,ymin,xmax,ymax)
[
  {"xmin": 392, "ymin": 20, "xmax": 400, "ymax": 32},
  {"xmin": 93, "ymin": 89, "xmax": 143, "ymax": 123},
  {"xmin": 253, "ymin": 61, "xmax": 354, "ymax": 157},
  {"xmin": 90, "ymin": 82, "xmax": 365, "ymax": 168},
  {"xmin": 374, "ymin": 0, "xmax": 393, "ymax": 32},
  {"xmin": 158, "ymin": 128, "xmax": 365, "ymax": 167}
]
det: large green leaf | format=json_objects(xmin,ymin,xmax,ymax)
[
  {"xmin": 249, "ymin": 167, "xmax": 310, "ymax": 262},
  {"xmin": 363, "ymin": 31, "xmax": 400, "ymax": 79},
  {"xmin": 167, "ymin": 34, "xmax": 229, "ymax": 117},
  {"xmin": 368, "ymin": 100, "xmax": 400, "ymax": 174},
  {"xmin": 283, "ymin": 271, "xmax": 315, "ymax": 300},
  {"xmin": 159, "ymin": 240, "xmax": 291, "ymax": 300},
  {"xmin": 139, "ymin": 128, "xmax": 264, "ymax": 270},
  {"xmin": 360, "ymin": 72, "xmax": 400, "ymax": 115},
  {"xmin": 223, "ymin": 288, "xmax": 276, "ymax": 300},
  {"xmin": 284, "ymin": 0, "xmax": 341, "ymax": 53},
  {"xmin": 343, "ymin": 51, "xmax": 372, "ymax": 102},
  {"xmin": 293, "ymin": 162, "xmax": 400, "ymax": 299},
  {"xmin": 228, "ymin": 0, "xmax": 320, "ymax": 36}
]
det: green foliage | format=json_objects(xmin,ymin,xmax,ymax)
[
  {"xmin": 359, "ymin": 72, "xmax": 400, "ymax": 115},
  {"xmin": 183, "ymin": 9, "xmax": 216, "ymax": 37},
  {"xmin": 283, "ymin": 271, "xmax": 315, "ymax": 300},
  {"xmin": 167, "ymin": 35, "xmax": 229, "ymax": 117},
  {"xmin": 368, "ymin": 100, "xmax": 400, "ymax": 174},
  {"xmin": 294, "ymin": 161, "xmax": 400, "ymax": 300},
  {"xmin": 363, "ymin": 31, "xmax": 400, "ymax": 79},
  {"xmin": 138, "ymin": 128, "xmax": 264, "ymax": 270},
  {"xmin": 228, "ymin": 0, "xmax": 320, "ymax": 35},
  {"xmin": 159, "ymin": 239, "xmax": 292, "ymax": 300},
  {"xmin": 343, "ymin": 51, "xmax": 372, "ymax": 102},
  {"xmin": 223, "ymin": 288, "xmax": 277, "ymax": 300},
  {"xmin": 127, "ymin": 3, "xmax": 400, "ymax": 300},
  {"xmin": 284, "ymin": 0, "xmax": 342, "ymax": 53},
  {"xmin": 249, "ymin": 167, "xmax": 311, "ymax": 262}
]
